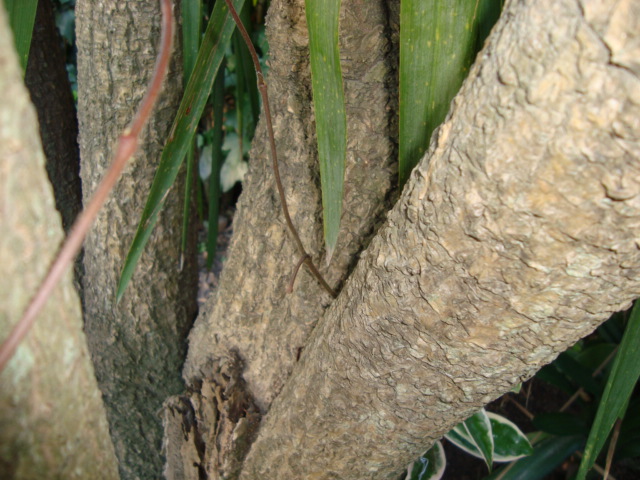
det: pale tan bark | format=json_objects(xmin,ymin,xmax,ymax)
[
  {"xmin": 164, "ymin": 1, "xmax": 400, "ymax": 477},
  {"xmin": 239, "ymin": 0, "xmax": 640, "ymax": 478},
  {"xmin": 182, "ymin": 0, "xmax": 399, "ymax": 411},
  {"xmin": 76, "ymin": 1, "xmax": 197, "ymax": 479},
  {"xmin": 0, "ymin": 3, "xmax": 119, "ymax": 479}
]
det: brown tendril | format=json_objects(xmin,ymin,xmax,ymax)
[{"xmin": 224, "ymin": 0, "xmax": 337, "ymax": 298}]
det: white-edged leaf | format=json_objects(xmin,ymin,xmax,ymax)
[
  {"xmin": 487, "ymin": 412, "xmax": 533, "ymax": 462},
  {"xmin": 405, "ymin": 441, "xmax": 446, "ymax": 480},
  {"xmin": 446, "ymin": 409, "xmax": 494, "ymax": 468}
]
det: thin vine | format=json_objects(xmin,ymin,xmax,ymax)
[{"xmin": 224, "ymin": 0, "xmax": 337, "ymax": 298}]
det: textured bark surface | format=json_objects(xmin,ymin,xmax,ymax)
[
  {"xmin": 183, "ymin": 0, "xmax": 399, "ymax": 409},
  {"xmin": 165, "ymin": 1, "xmax": 399, "ymax": 477},
  {"xmin": 240, "ymin": 0, "xmax": 640, "ymax": 478},
  {"xmin": 0, "ymin": 4, "xmax": 119, "ymax": 478},
  {"xmin": 24, "ymin": 0, "xmax": 82, "ymax": 234},
  {"xmin": 76, "ymin": 1, "xmax": 197, "ymax": 479}
]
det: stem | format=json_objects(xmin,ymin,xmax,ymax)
[
  {"xmin": 0, "ymin": 0, "xmax": 174, "ymax": 372},
  {"xmin": 224, "ymin": 0, "xmax": 337, "ymax": 298}
]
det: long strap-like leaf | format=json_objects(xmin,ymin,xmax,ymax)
[
  {"xmin": 305, "ymin": 0, "xmax": 346, "ymax": 262},
  {"xmin": 117, "ymin": 0, "xmax": 246, "ymax": 302}
]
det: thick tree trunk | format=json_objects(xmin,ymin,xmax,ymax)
[
  {"xmin": 0, "ymin": 4, "xmax": 119, "ymax": 479},
  {"xmin": 240, "ymin": 0, "xmax": 640, "ymax": 478},
  {"xmin": 76, "ymin": 1, "xmax": 197, "ymax": 479},
  {"xmin": 163, "ymin": 0, "xmax": 400, "ymax": 477},
  {"xmin": 182, "ymin": 0, "xmax": 399, "ymax": 408}
]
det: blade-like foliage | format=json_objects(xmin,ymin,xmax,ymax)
[
  {"xmin": 305, "ymin": 0, "xmax": 346, "ymax": 261},
  {"xmin": 577, "ymin": 301, "xmax": 640, "ymax": 479},
  {"xmin": 3, "ymin": 0, "xmax": 38, "ymax": 72},
  {"xmin": 180, "ymin": 0, "xmax": 202, "ymax": 265},
  {"xmin": 399, "ymin": 0, "xmax": 500, "ymax": 187},
  {"xmin": 118, "ymin": 0, "xmax": 246, "ymax": 302}
]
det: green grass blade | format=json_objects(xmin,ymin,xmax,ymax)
[
  {"xmin": 3, "ymin": 0, "xmax": 38, "ymax": 72},
  {"xmin": 399, "ymin": 0, "xmax": 497, "ymax": 187},
  {"xmin": 576, "ymin": 302, "xmax": 640, "ymax": 479},
  {"xmin": 180, "ymin": 0, "xmax": 202, "ymax": 266},
  {"xmin": 305, "ymin": 0, "xmax": 346, "ymax": 261},
  {"xmin": 182, "ymin": 0, "xmax": 201, "ymax": 82},
  {"xmin": 207, "ymin": 67, "xmax": 225, "ymax": 270},
  {"xmin": 117, "ymin": 0, "xmax": 246, "ymax": 302},
  {"xmin": 234, "ymin": 2, "xmax": 259, "ymax": 138}
]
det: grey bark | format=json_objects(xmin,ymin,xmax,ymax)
[
  {"xmin": 0, "ymin": 3, "xmax": 119, "ymax": 479},
  {"xmin": 76, "ymin": 1, "xmax": 197, "ymax": 479},
  {"xmin": 240, "ymin": 0, "xmax": 640, "ymax": 478}
]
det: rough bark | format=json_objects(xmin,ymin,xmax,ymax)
[
  {"xmin": 165, "ymin": 1, "xmax": 399, "ymax": 476},
  {"xmin": 24, "ymin": 0, "xmax": 82, "ymax": 235},
  {"xmin": 76, "ymin": 1, "xmax": 197, "ymax": 479},
  {"xmin": 183, "ymin": 0, "xmax": 398, "ymax": 408},
  {"xmin": 0, "ymin": 3, "xmax": 119, "ymax": 478},
  {"xmin": 240, "ymin": 0, "xmax": 640, "ymax": 478}
]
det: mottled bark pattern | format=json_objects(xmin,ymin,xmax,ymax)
[
  {"xmin": 184, "ymin": 0, "xmax": 398, "ymax": 412},
  {"xmin": 241, "ymin": 0, "xmax": 640, "ymax": 478},
  {"xmin": 0, "ymin": 4, "xmax": 119, "ymax": 478},
  {"xmin": 76, "ymin": 1, "xmax": 197, "ymax": 479}
]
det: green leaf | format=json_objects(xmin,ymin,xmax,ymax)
[
  {"xmin": 3, "ymin": 0, "xmax": 38, "ymax": 73},
  {"xmin": 405, "ymin": 441, "xmax": 446, "ymax": 480},
  {"xmin": 484, "ymin": 434, "xmax": 584, "ymax": 480},
  {"xmin": 535, "ymin": 364, "xmax": 575, "ymax": 394},
  {"xmin": 399, "ymin": 0, "xmax": 483, "ymax": 187},
  {"xmin": 233, "ymin": 2, "xmax": 259, "ymax": 139},
  {"xmin": 304, "ymin": 0, "xmax": 346, "ymax": 261},
  {"xmin": 487, "ymin": 412, "xmax": 533, "ymax": 462},
  {"xmin": 446, "ymin": 409, "xmax": 494, "ymax": 468},
  {"xmin": 577, "ymin": 301, "xmax": 640, "ymax": 479},
  {"xmin": 553, "ymin": 351, "xmax": 603, "ymax": 398},
  {"xmin": 532, "ymin": 412, "xmax": 589, "ymax": 437},
  {"xmin": 117, "ymin": 0, "xmax": 246, "ymax": 302},
  {"xmin": 180, "ymin": 0, "xmax": 202, "ymax": 267},
  {"xmin": 182, "ymin": 0, "xmax": 201, "ymax": 81}
]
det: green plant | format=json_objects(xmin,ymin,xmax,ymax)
[
  {"xmin": 404, "ymin": 409, "xmax": 532, "ymax": 480},
  {"xmin": 484, "ymin": 304, "xmax": 640, "ymax": 479},
  {"xmin": 3, "ymin": 0, "xmax": 38, "ymax": 72}
]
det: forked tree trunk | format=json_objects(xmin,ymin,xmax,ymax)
[
  {"xmin": 76, "ymin": 1, "xmax": 197, "ymax": 479},
  {"xmin": 164, "ymin": 0, "xmax": 400, "ymax": 476},
  {"xmin": 0, "ymin": 4, "xmax": 119, "ymax": 479},
  {"xmin": 165, "ymin": 0, "xmax": 640, "ymax": 478},
  {"xmin": 240, "ymin": 0, "xmax": 640, "ymax": 478}
]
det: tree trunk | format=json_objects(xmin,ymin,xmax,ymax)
[
  {"xmin": 0, "ymin": 3, "xmax": 119, "ymax": 478},
  {"xmin": 76, "ymin": 1, "xmax": 198, "ymax": 479},
  {"xmin": 240, "ymin": 0, "xmax": 640, "ymax": 478},
  {"xmin": 163, "ymin": 0, "xmax": 400, "ymax": 476},
  {"xmin": 182, "ymin": 0, "xmax": 399, "ymax": 409},
  {"xmin": 165, "ymin": 0, "xmax": 640, "ymax": 478}
]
